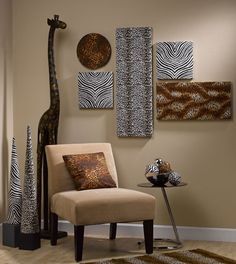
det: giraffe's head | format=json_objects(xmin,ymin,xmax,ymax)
[{"xmin": 47, "ymin": 15, "xmax": 67, "ymax": 29}]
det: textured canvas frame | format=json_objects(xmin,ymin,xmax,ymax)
[
  {"xmin": 116, "ymin": 27, "xmax": 153, "ymax": 137},
  {"xmin": 156, "ymin": 82, "xmax": 232, "ymax": 120},
  {"xmin": 156, "ymin": 41, "xmax": 193, "ymax": 80},
  {"xmin": 78, "ymin": 72, "xmax": 113, "ymax": 109}
]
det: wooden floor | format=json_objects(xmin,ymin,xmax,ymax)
[{"xmin": 1, "ymin": 236, "xmax": 236, "ymax": 263}]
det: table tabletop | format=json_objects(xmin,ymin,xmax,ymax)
[{"xmin": 137, "ymin": 182, "xmax": 187, "ymax": 188}]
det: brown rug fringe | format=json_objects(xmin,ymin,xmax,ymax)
[
  {"xmin": 192, "ymin": 248, "xmax": 236, "ymax": 264},
  {"xmin": 87, "ymin": 248, "xmax": 236, "ymax": 264}
]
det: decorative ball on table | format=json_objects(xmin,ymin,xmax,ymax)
[
  {"xmin": 145, "ymin": 158, "xmax": 182, "ymax": 186},
  {"xmin": 145, "ymin": 158, "xmax": 172, "ymax": 186},
  {"xmin": 159, "ymin": 161, "xmax": 171, "ymax": 173},
  {"xmin": 145, "ymin": 163, "xmax": 159, "ymax": 175},
  {"xmin": 154, "ymin": 158, "xmax": 163, "ymax": 164},
  {"xmin": 168, "ymin": 171, "xmax": 182, "ymax": 186}
]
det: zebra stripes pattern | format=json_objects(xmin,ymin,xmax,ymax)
[
  {"xmin": 78, "ymin": 72, "xmax": 113, "ymax": 109},
  {"xmin": 156, "ymin": 41, "xmax": 193, "ymax": 80},
  {"xmin": 21, "ymin": 126, "xmax": 39, "ymax": 234},
  {"xmin": 6, "ymin": 138, "xmax": 22, "ymax": 225},
  {"xmin": 145, "ymin": 164, "xmax": 159, "ymax": 175}
]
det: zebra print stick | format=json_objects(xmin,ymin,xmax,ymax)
[
  {"xmin": 6, "ymin": 137, "xmax": 22, "ymax": 224},
  {"xmin": 2, "ymin": 137, "xmax": 22, "ymax": 247}
]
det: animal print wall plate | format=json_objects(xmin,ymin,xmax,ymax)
[
  {"xmin": 156, "ymin": 41, "xmax": 193, "ymax": 80},
  {"xmin": 77, "ymin": 33, "xmax": 111, "ymax": 70},
  {"xmin": 156, "ymin": 82, "xmax": 232, "ymax": 120},
  {"xmin": 78, "ymin": 72, "xmax": 113, "ymax": 109},
  {"xmin": 116, "ymin": 27, "xmax": 153, "ymax": 137}
]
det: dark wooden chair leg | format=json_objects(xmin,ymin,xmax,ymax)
[
  {"xmin": 109, "ymin": 223, "xmax": 117, "ymax": 240},
  {"xmin": 74, "ymin": 225, "xmax": 84, "ymax": 262},
  {"xmin": 50, "ymin": 212, "xmax": 58, "ymax": 246},
  {"xmin": 143, "ymin": 219, "xmax": 153, "ymax": 254}
]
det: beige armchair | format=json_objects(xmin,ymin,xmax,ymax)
[{"xmin": 45, "ymin": 143, "xmax": 155, "ymax": 262}]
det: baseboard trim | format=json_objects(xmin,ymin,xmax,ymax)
[
  {"xmin": 1, "ymin": 222, "xmax": 236, "ymax": 242},
  {"xmin": 58, "ymin": 221, "xmax": 236, "ymax": 242}
]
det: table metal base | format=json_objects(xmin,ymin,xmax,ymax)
[
  {"xmin": 137, "ymin": 183, "xmax": 187, "ymax": 251},
  {"xmin": 138, "ymin": 238, "xmax": 182, "ymax": 251},
  {"xmin": 153, "ymin": 238, "xmax": 182, "ymax": 250}
]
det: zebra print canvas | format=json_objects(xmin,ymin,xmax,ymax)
[
  {"xmin": 116, "ymin": 27, "xmax": 153, "ymax": 137},
  {"xmin": 78, "ymin": 72, "xmax": 113, "ymax": 109},
  {"xmin": 156, "ymin": 41, "xmax": 193, "ymax": 80},
  {"xmin": 21, "ymin": 126, "xmax": 39, "ymax": 234},
  {"xmin": 6, "ymin": 138, "xmax": 22, "ymax": 225}
]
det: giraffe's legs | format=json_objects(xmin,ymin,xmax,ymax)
[
  {"xmin": 42, "ymin": 129, "xmax": 57, "ymax": 233},
  {"xmin": 43, "ymin": 151, "xmax": 49, "ymax": 231},
  {"xmin": 37, "ymin": 128, "xmax": 47, "ymax": 232}
]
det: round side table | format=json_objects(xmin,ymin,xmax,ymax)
[{"xmin": 138, "ymin": 182, "xmax": 187, "ymax": 250}]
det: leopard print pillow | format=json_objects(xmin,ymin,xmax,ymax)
[{"xmin": 63, "ymin": 152, "xmax": 117, "ymax": 190}]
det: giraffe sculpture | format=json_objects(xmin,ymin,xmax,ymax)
[{"xmin": 37, "ymin": 15, "xmax": 66, "ymax": 236}]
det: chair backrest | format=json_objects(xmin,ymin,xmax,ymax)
[{"xmin": 45, "ymin": 143, "xmax": 118, "ymax": 199}]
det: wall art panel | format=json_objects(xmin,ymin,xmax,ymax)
[
  {"xmin": 78, "ymin": 72, "xmax": 113, "ymax": 109},
  {"xmin": 156, "ymin": 82, "xmax": 232, "ymax": 120},
  {"xmin": 156, "ymin": 41, "xmax": 193, "ymax": 80},
  {"xmin": 116, "ymin": 27, "xmax": 153, "ymax": 137}
]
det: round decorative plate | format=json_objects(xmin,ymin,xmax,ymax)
[{"xmin": 77, "ymin": 33, "xmax": 111, "ymax": 70}]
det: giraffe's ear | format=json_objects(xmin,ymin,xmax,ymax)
[{"xmin": 47, "ymin": 18, "xmax": 52, "ymax": 25}]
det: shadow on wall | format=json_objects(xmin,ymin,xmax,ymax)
[
  {"xmin": 155, "ymin": 119, "xmax": 233, "ymax": 134},
  {"xmin": 58, "ymin": 75, "xmax": 151, "ymax": 148},
  {"xmin": 167, "ymin": 187, "xmax": 209, "ymax": 227},
  {"xmin": 0, "ymin": 49, "xmax": 10, "ymax": 223}
]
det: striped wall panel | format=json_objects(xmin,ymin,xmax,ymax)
[
  {"xmin": 78, "ymin": 72, "xmax": 113, "ymax": 109},
  {"xmin": 156, "ymin": 82, "xmax": 232, "ymax": 120},
  {"xmin": 156, "ymin": 41, "xmax": 193, "ymax": 80},
  {"xmin": 116, "ymin": 27, "xmax": 153, "ymax": 137}
]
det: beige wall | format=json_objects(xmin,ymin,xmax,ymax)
[
  {"xmin": 12, "ymin": 0, "xmax": 236, "ymax": 228},
  {"xmin": 0, "ymin": 0, "xmax": 13, "ymax": 222}
]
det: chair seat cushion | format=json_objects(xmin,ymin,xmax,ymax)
[{"xmin": 51, "ymin": 188, "xmax": 156, "ymax": 225}]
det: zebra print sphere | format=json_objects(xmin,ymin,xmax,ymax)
[
  {"xmin": 78, "ymin": 72, "xmax": 113, "ymax": 109},
  {"xmin": 168, "ymin": 171, "xmax": 181, "ymax": 186},
  {"xmin": 156, "ymin": 41, "xmax": 193, "ymax": 80},
  {"xmin": 21, "ymin": 126, "xmax": 39, "ymax": 234},
  {"xmin": 145, "ymin": 163, "xmax": 159, "ymax": 175},
  {"xmin": 116, "ymin": 27, "xmax": 153, "ymax": 137},
  {"xmin": 6, "ymin": 137, "xmax": 22, "ymax": 225}
]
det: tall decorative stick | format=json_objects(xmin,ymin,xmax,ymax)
[
  {"xmin": 2, "ymin": 138, "xmax": 22, "ymax": 247},
  {"xmin": 19, "ymin": 126, "xmax": 40, "ymax": 250}
]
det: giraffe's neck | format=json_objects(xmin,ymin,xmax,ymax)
[{"xmin": 48, "ymin": 27, "xmax": 59, "ymax": 110}]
